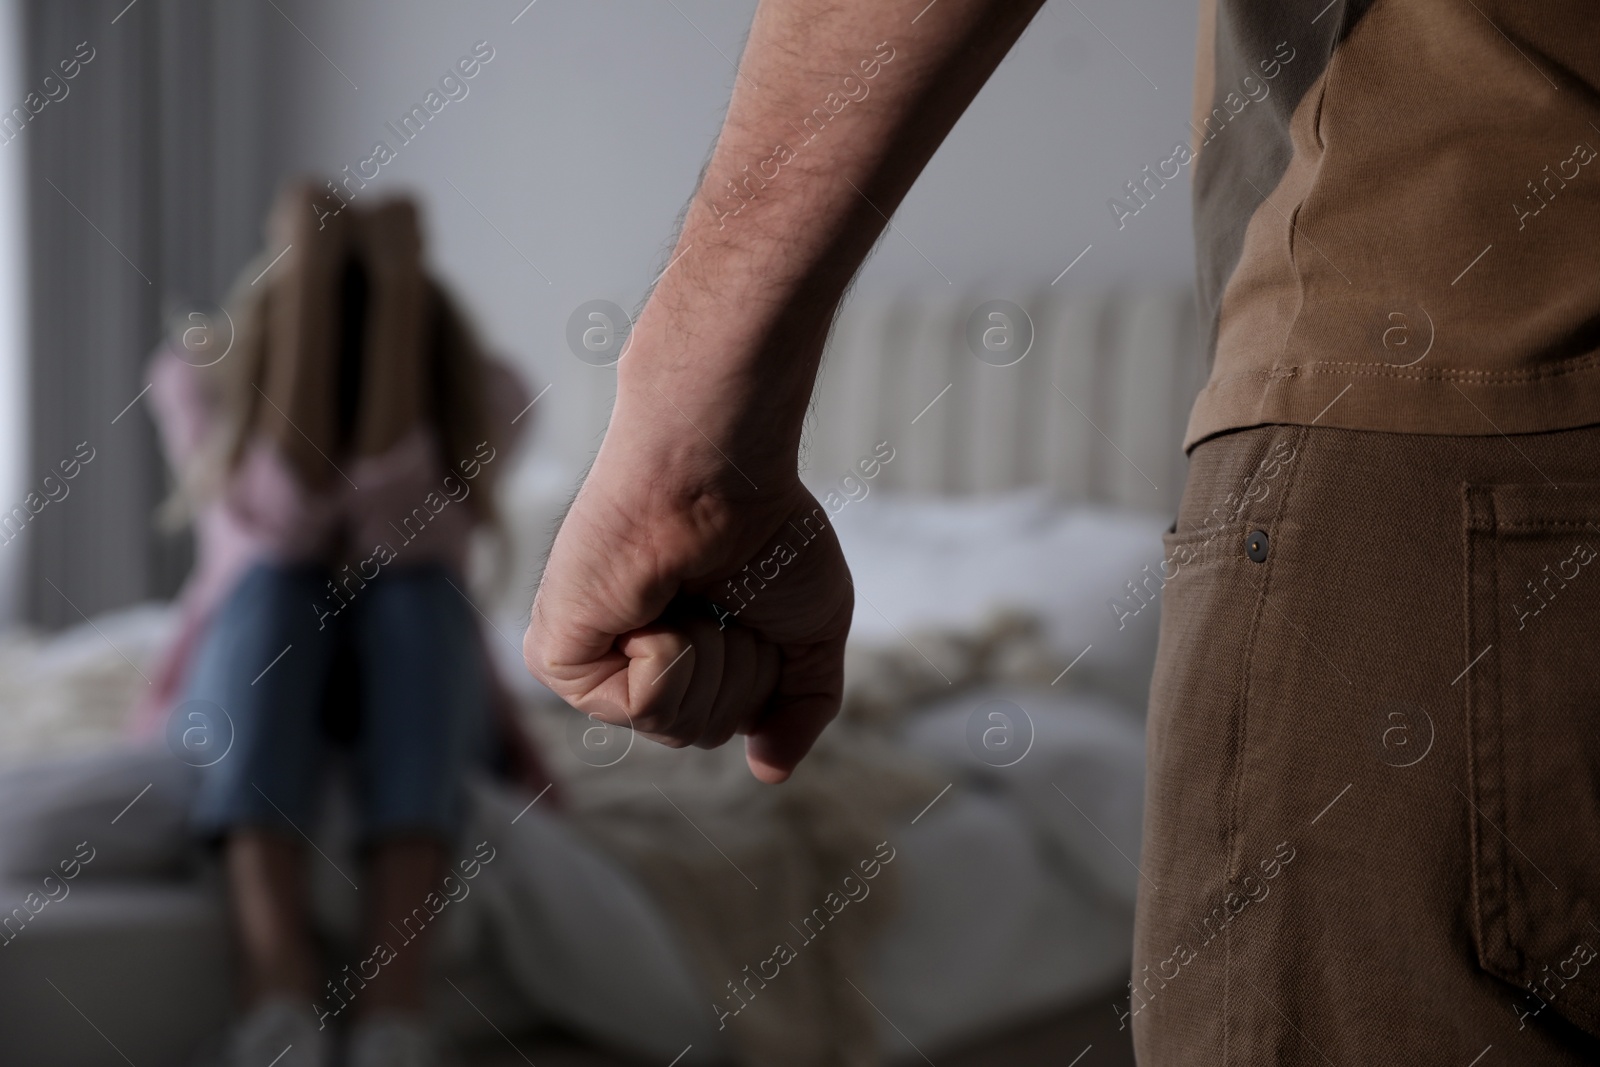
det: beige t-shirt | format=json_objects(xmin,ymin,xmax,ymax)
[{"xmin": 1184, "ymin": 0, "xmax": 1600, "ymax": 450}]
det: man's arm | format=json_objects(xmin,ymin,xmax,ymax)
[{"xmin": 524, "ymin": 0, "xmax": 1045, "ymax": 782}]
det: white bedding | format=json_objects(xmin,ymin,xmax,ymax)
[
  {"xmin": 829, "ymin": 489, "xmax": 1167, "ymax": 696},
  {"xmin": 0, "ymin": 492, "xmax": 1163, "ymax": 1066},
  {"xmin": 0, "ymin": 733, "xmax": 1140, "ymax": 1066}
]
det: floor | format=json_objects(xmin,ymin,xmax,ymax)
[{"xmin": 462, "ymin": 987, "xmax": 1136, "ymax": 1067}]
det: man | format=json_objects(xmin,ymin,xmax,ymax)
[{"xmin": 525, "ymin": 0, "xmax": 1600, "ymax": 1061}]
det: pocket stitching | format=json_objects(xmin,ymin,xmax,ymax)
[
  {"xmin": 1465, "ymin": 484, "xmax": 1600, "ymax": 1035},
  {"xmin": 1220, "ymin": 426, "xmax": 1310, "ymax": 1063}
]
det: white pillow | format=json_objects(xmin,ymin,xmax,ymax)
[{"xmin": 830, "ymin": 490, "xmax": 1167, "ymax": 689}]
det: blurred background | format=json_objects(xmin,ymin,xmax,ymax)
[{"xmin": 0, "ymin": 1, "xmax": 1202, "ymax": 1065}]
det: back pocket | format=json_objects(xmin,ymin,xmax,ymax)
[{"xmin": 1464, "ymin": 483, "xmax": 1600, "ymax": 1035}]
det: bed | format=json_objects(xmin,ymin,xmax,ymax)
[{"xmin": 0, "ymin": 285, "xmax": 1198, "ymax": 1066}]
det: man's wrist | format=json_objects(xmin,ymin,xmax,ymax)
[
  {"xmin": 610, "ymin": 341, "xmax": 806, "ymax": 504},
  {"xmin": 613, "ymin": 254, "xmax": 838, "ymax": 486}
]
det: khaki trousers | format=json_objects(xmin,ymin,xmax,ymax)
[{"xmin": 1132, "ymin": 423, "xmax": 1600, "ymax": 1064}]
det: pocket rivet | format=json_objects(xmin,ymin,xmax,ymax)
[{"xmin": 1246, "ymin": 529, "xmax": 1270, "ymax": 563}]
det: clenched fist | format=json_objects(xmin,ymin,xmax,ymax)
[{"xmin": 523, "ymin": 398, "xmax": 853, "ymax": 783}]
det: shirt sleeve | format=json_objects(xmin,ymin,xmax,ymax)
[{"xmin": 146, "ymin": 344, "xmax": 221, "ymax": 473}]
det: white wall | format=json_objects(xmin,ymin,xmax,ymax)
[{"xmin": 261, "ymin": 0, "xmax": 1199, "ymax": 479}]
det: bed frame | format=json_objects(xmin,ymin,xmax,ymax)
[{"xmin": 801, "ymin": 286, "xmax": 1202, "ymax": 516}]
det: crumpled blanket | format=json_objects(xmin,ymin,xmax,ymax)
[
  {"xmin": 0, "ymin": 605, "xmax": 174, "ymax": 767},
  {"xmin": 521, "ymin": 610, "xmax": 1066, "ymax": 1067},
  {"xmin": 0, "ymin": 604, "xmax": 1070, "ymax": 1067}
]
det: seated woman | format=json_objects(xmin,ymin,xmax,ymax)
[{"xmin": 137, "ymin": 183, "xmax": 547, "ymax": 1067}]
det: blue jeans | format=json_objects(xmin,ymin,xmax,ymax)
[{"xmin": 185, "ymin": 562, "xmax": 490, "ymax": 843}]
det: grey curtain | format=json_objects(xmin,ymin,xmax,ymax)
[{"xmin": 21, "ymin": 0, "xmax": 273, "ymax": 626}]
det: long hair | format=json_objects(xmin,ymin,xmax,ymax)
[{"xmin": 160, "ymin": 251, "xmax": 504, "ymax": 533}]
